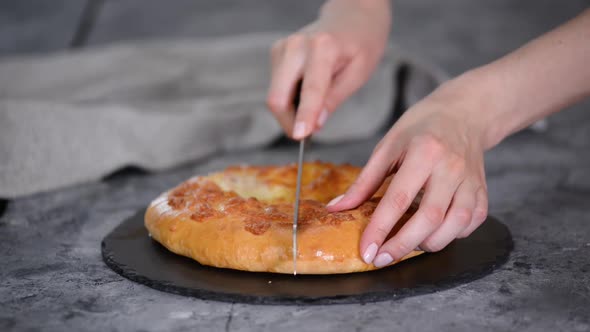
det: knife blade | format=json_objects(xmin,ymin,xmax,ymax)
[
  {"xmin": 293, "ymin": 137, "xmax": 305, "ymax": 275},
  {"xmin": 292, "ymin": 80, "xmax": 304, "ymax": 276}
]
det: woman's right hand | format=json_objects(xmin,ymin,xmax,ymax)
[{"xmin": 266, "ymin": 0, "xmax": 392, "ymax": 140}]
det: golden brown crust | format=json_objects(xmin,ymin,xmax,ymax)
[{"xmin": 145, "ymin": 161, "xmax": 423, "ymax": 274}]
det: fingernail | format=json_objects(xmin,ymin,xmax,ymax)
[
  {"xmin": 326, "ymin": 194, "xmax": 344, "ymax": 207},
  {"xmin": 293, "ymin": 121, "xmax": 307, "ymax": 139},
  {"xmin": 373, "ymin": 252, "xmax": 393, "ymax": 268},
  {"xmin": 317, "ymin": 108, "xmax": 329, "ymax": 128},
  {"xmin": 362, "ymin": 243, "xmax": 378, "ymax": 264}
]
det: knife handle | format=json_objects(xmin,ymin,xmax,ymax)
[{"xmin": 292, "ymin": 79, "xmax": 303, "ymax": 111}]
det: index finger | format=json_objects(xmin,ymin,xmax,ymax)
[
  {"xmin": 360, "ymin": 142, "xmax": 435, "ymax": 263},
  {"xmin": 293, "ymin": 36, "xmax": 338, "ymax": 139},
  {"xmin": 266, "ymin": 36, "xmax": 306, "ymax": 137}
]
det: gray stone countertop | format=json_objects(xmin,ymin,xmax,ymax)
[
  {"xmin": 1, "ymin": 98, "xmax": 590, "ymax": 331},
  {"xmin": 1, "ymin": 1, "xmax": 590, "ymax": 331}
]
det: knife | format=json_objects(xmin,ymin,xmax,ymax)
[{"xmin": 292, "ymin": 81, "xmax": 305, "ymax": 276}]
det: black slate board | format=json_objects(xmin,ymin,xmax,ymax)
[{"xmin": 102, "ymin": 210, "xmax": 513, "ymax": 305}]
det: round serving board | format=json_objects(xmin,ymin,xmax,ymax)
[{"xmin": 102, "ymin": 210, "xmax": 513, "ymax": 305}]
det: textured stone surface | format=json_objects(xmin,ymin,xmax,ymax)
[
  {"xmin": 1, "ymin": 0, "xmax": 589, "ymax": 331},
  {"xmin": 85, "ymin": 0, "xmax": 589, "ymax": 75},
  {"xmin": 1, "ymin": 115, "xmax": 590, "ymax": 331},
  {"xmin": 390, "ymin": 0, "xmax": 589, "ymax": 74},
  {"xmin": 87, "ymin": 0, "xmax": 321, "ymax": 45},
  {"xmin": 0, "ymin": 0, "xmax": 86, "ymax": 56}
]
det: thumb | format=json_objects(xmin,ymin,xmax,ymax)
[{"xmin": 327, "ymin": 137, "xmax": 403, "ymax": 212}]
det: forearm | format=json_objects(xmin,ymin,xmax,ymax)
[{"xmin": 461, "ymin": 9, "xmax": 590, "ymax": 149}]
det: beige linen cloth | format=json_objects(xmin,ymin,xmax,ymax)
[{"xmin": 0, "ymin": 33, "xmax": 446, "ymax": 198}]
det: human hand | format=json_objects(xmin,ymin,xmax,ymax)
[
  {"xmin": 326, "ymin": 7, "xmax": 590, "ymax": 268},
  {"xmin": 266, "ymin": 0, "xmax": 391, "ymax": 139},
  {"xmin": 326, "ymin": 73, "xmax": 492, "ymax": 267}
]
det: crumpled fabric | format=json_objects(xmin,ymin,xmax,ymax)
[{"xmin": 0, "ymin": 32, "xmax": 446, "ymax": 198}]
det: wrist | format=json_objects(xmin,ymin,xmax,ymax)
[
  {"xmin": 321, "ymin": 0, "xmax": 391, "ymax": 13},
  {"xmin": 436, "ymin": 67, "xmax": 521, "ymax": 150},
  {"xmin": 317, "ymin": 0, "xmax": 391, "ymax": 60},
  {"xmin": 320, "ymin": 0, "xmax": 391, "ymax": 25}
]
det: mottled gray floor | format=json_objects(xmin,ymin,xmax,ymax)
[{"xmin": 1, "ymin": 1, "xmax": 589, "ymax": 331}]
